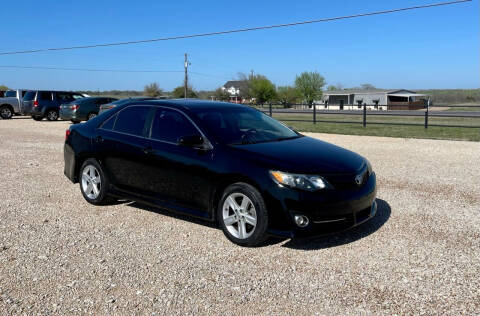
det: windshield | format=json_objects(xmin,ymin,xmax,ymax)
[
  {"xmin": 192, "ymin": 107, "xmax": 300, "ymax": 145},
  {"xmin": 5, "ymin": 90, "xmax": 16, "ymax": 97}
]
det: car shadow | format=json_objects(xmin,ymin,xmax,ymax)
[
  {"xmin": 126, "ymin": 201, "xmax": 217, "ymax": 229},
  {"xmin": 280, "ymin": 198, "xmax": 391, "ymax": 250},
  {"xmin": 125, "ymin": 199, "xmax": 391, "ymax": 250}
]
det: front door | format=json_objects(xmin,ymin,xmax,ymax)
[{"xmin": 143, "ymin": 107, "xmax": 215, "ymax": 217}]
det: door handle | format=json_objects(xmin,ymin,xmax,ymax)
[
  {"xmin": 143, "ymin": 146, "xmax": 153, "ymax": 154},
  {"xmin": 95, "ymin": 136, "xmax": 104, "ymax": 143}
]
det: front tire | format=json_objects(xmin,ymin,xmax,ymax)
[
  {"xmin": 79, "ymin": 159, "xmax": 115, "ymax": 205},
  {"xmin": 0, "ymin": 105, "xmax": 13, "ymax": 119},
  {"xmin": 217, "ymin": 183, "xmax": 268, "ymax": 247},
  {"xmin": 46, "ymin": 110, "xmax": 59, "ymax": 121}
]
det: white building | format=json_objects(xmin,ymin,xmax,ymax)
[{"xmin": 322, "ymin": 89, "xmax": 428, "ymax": 110}]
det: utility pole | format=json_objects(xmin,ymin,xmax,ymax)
[{"xmin": 184, "ymin": 53, "xmax": 189, "ymax": 99}]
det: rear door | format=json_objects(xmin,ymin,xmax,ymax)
[
  {"xmin": 96, "ymin": 105, "xmax": 153, "ymax": 194},
  {"xmin": 38, "ymin": 91, "xmax": 55, "ymax": 112}
]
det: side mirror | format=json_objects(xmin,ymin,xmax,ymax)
[{"xmin": 178, "ymin": 135, "xmax": 204, "ymax": 147}]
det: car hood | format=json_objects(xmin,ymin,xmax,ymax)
[{"xmin": 231, "ymin": 136, "xmax": 365, "ymax": 174}]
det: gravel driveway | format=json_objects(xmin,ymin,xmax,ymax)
[{"xmin": 1, "ymin": 117, "xmax": 479, "ymax": 315}]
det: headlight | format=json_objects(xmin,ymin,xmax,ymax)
[{"xmin": 269, "ymin": 171, "xmax": 331, "ymax": 191}]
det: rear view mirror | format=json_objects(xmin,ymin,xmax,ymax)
[{"xmin": 178, "ymin": 135, "xmax": 204, "ymax": 147}]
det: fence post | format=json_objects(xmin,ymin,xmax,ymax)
[
  {"xmin": 425, "ymin": 108, "xmax": 429, "ymax": 129},
  {"xmin": 269, "ymin": 102, "xmax": 272, "ymax": 116},
  {"xmin": 363, "ymin": 104, "xmax": 367, "ymax": 127},
  {"xmin": 313, "ymin": 103, "xmax": 316, "ymax": 124}
]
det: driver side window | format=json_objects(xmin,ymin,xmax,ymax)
[{"xmin": 150, "ymin": 108, "xmax": 199, "ymax": 143}]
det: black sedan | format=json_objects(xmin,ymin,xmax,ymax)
[{"xmin": 64, "ymin": 100, "xmax": 376, "ymax": 246}]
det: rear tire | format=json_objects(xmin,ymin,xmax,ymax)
[
  {"xmin": 217, "ymin": 183, "xmax": 268, "ymax": 247},
  {"xmin": 46, "ymin": 110, "xmax": 59, "ymax": 121},
  {"xmin": 0, "ymin": 105, "xmax": 13, "ymax": 119},
  {"xmin": 79, "ymin": 158, "xmax": 115, "ymax": 205},
  {"xmin": 71, "ymin": 120, "xmax": 80, "ymax": 124},
  {"xmin": 32, "ymin": 116, "xmax": 43, "ymax": 121}
]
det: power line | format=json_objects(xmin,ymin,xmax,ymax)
[
  {"xmin": 0, "ymin": 0, "xmax": 470, "ymax": 56},
  {"xmin": 0, "ymin": 64, "xmax": 231, "ymax": 80},
  {"xmin": 0, "ymin": 65, "xmax": 183, "ymax": 73}
]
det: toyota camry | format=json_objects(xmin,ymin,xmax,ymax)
[{"xmin": 64, "ymin": 100, "xmax": 377, "ymax": 246}]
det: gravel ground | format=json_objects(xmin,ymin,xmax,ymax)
[{"xmin": 0, "ymin": 117, "xmax": 479, "ymax": 315}]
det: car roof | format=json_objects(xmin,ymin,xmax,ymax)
[{"xmin": 128, "ymin": 99, "xmax": 248, "ymax": 111}]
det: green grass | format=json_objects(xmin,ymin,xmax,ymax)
[
  {"xmin": 445, "ymin": 106, "xmax": 480, "ymax": 112},
  {"xmin": 271, "ymin": 113, "xmax": 480, "ymax": 142}
]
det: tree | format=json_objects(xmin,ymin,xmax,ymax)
[
  {"xmin": 172, "ymin": 85, "xmax": 198, "ymax": 98},
  {"xmin": 360, "ymin": 83, "xmax": 376, "ymax": 90},
  {"xmin": 294, "ymin": 71, "xmax": 326, "ymax": 106},
  {"xmin": 327, "ymin": 83, "xmax": 344, "ymax": 91},
  {"xmin": 144, "ymin": 82, "xmax": 163, "ymax": 97},
  {"xmin": 214, "ymin": 87, "xmax": 230, "ymax": 101},
  {"xmin": 0, "ymin": 84, "xmax": 9, "ymax": 91},
  {"xmin": 276, "ymin": 86, "xmax": 300, "ymax": 108},
  {"xmin": 249, "ymin": 75, "xmax": 276, "ymax": 104}
]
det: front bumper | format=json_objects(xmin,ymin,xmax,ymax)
[{"xmin": 267, "ymin": 172, "xmax": 377, "ymax": 238}]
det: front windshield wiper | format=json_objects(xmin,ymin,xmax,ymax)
[{"xmin": 230, "ymin": 135, "xmax": 302, "ymax": 146}]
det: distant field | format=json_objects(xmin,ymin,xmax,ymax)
[{"xmin": 271, "ymin": 113, "xmax": 480, "ymax": 142}]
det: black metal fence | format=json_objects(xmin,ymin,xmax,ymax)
[{"xmin": 251, "ymin": 104, "xmax": 480, "ymax": 129}]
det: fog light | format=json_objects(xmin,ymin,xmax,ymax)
[{"xmin": 294, "ymin": 215, "xmax": 309, "ymax": 227}]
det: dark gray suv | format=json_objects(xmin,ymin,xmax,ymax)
[{"xmin": 23, "ymin": 90, "xmax": 85, "ymax": 121}]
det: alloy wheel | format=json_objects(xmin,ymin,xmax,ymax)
[
  {"xmin": 0, "ymin": 107, "xmax": 12, "ymax": 119},
  {"xmin": 81, "ymin": 165, "xmax": 102, "ymax": 200},
  {"xmin": 47, "ymin": 111, "xmax": 58, "ymax": 121},
  {"xmin": 222, "ymin": 193, "xmax": 257, "ymax": 239}
]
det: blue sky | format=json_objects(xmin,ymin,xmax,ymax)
[{"xmin": 0, "ymin": 0, "xmax": 478, "ymax": 91}]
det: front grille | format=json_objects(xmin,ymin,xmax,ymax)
[{"xmin": 325, "ymin": 167, "xmax": 370, "ymax": 190}]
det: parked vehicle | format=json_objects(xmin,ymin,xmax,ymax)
[
  {"xmin": 98, "ymin": 97, "xmax": 157, "ymax": 115},
  {"xmin": 23, "ymin": 90, "xmax": 84, "ymax": 121},
  {"xmin": 60, "ymin": 97, "xmax": 118, "ymax": 123},
  {"xmin": 0, "ymin": 91, "xmax": 5, "ymax": 98},
  {"xmin": 0, "ymin": 89, "xmax": 29, "ymax": 119},
  {"xmin": 64, "ymin": 100, "xmax": 376, "ymax": 246}
]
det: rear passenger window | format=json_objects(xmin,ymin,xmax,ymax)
[
  {"xmin": 56, "ymin": 92, "xmax": 74, "ymax": 103},
  {"xmin": 150, "ymin": 109, "xmax": 198, "ymax": 143},
  {"xmin": 114, "ymin": 106, "xmax": 150, "ymax": 136},
  {"xmin": 100, "ymin": 114, "xmax": 116, "ymax": 130},
  {"xmin": 39, "ymin": 92, "xmax": 52, "ymax": 101}
]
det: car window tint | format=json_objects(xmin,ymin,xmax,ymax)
[
  {"xmin": 114, "ymin": 106, "xmax": 150, "ymax": 136},
  {"xmin": 5, "ymin": 90, "xmax": 16, "ymax": 97},
  {"xmin": 21, "ymin": 91, "xmax": 27, "ymax": 97},
  {"xmin": 39, "ymin": 91, "xmax": 52, "ymax": 101},
  {"xmin": 56, "ymin": 92, "xmax": 74, "ymax": 103},
  {"xmin": 23, "ymin": 91, "xmax": 35, "ymax": 101},
  {"xmin": 151, "ymin": 109, "xmax": 198, "ymax": 143},
  {"xmin": 97, "ymin": 98, "xmax": 110, "ymax": 105},
  {"xmin": 100, "ymin": 114, "xmax": 116, "ymax": 130}
]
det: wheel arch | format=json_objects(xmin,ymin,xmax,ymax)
[
  {"xmin": 0, "ymin": 103, "xmax": 14, "ymax": 112},
  {"xmin": 210, "ymin": 174, "xmax": 264, "ymax": 223}
]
